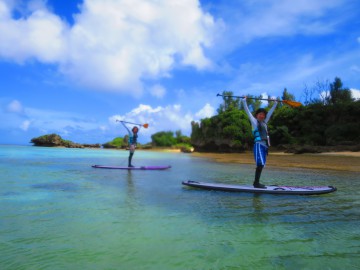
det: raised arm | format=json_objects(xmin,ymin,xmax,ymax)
[
  {"xmin": 264, "ymin": 101, "xmax": 278, "ymax": 123},
  {"xmin": 120, "ymin": 121, "xmax": 131, "ymax": 135},
  {"xmin": 241, "ymin": 98, "xmax": 257, "ymax": 127}
]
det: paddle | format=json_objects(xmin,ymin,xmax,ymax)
[
  {"xmin": 116, "ymin": 120, "xmax": 149, "ymax": 128},
  {"xmin": 216, "ymin": 93, "xmax": 302, "ymax": 108}
]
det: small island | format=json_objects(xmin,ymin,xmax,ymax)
[{"xmin": 30, "ymin": 134, "xmax": 101, "ymax": 148}]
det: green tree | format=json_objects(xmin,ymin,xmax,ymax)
[
  {"xmin": 281, "ymin": 88, "xmax": 295, "ymax": 101},
  {"xmin": 175, "ymin": 130, "xmax": 191, "ymax": 144},
  {"xmin": 329, "ymin": 77, "xmax": 353, "ymax": 105},
  {"xmin": 191, "ymin": 104, "xmax": 252, "ymax": 152},
  {"xmin": 191, "ymin": 79, "xmax": 359, "ymax": 152},
  {"xmin": 151, "ymin": 131, "xmax": 177, "ymax": 147},
  {"xmin": 217, "ymin": 91, "xmax": 241, "ymax": 113},
  {"xmin": 248, "ymin": 94, "xmax": 263, "ymax": 112},
  {"xmin": 102, "ymin": 137, "xmax": 126, "ymax": 148}
]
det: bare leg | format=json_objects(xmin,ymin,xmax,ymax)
[{"xmin": 128, "ymin": 152, "xmax": 134, "ymax": 167}]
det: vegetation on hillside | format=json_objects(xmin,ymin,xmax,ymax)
[
  {"xmin": 191, "ymin": 77, "xmax": 360, "ymax": 153},
  {"xmin": 102, "ymin": 137, "xmax": 126, "ymax": 149},
  {"xmin": 100, "ymin": 130, "xmax": 193, "ymax": 152},
  {"xmin": 151, "ymin": 130, "xmax": 193, "ymax": 152}
]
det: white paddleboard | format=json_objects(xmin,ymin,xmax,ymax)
[{"xmin": 182, "ymin": 180, "xmax": 337, "ymax": 195}]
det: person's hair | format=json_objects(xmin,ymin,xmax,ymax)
[
  {"xmin": 255, "ymin": 108, "xmax": 267, "ymax": 117},
  {"xmin": 132, "ymin": 126, "xmax": 139, "ymax": 132}
]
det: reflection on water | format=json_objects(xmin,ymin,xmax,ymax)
[
  {"xmin": 124, "ymin": 171, "xmax": 138, "ymax": 211},
  {"xmin": 31, "ymin": 182, "xmax": 79, "ymax": 192},
  {"xmin": 0, "ymin": 145, "xmax": 359, "ymax": 270},
  {"xmin": 252, "ymin": 194, "xmax": 265, "ymax": 214}
]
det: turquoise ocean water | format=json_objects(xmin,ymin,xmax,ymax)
[{"xmin": 0, "ymin": 145, "xmax": 359, "ymax": 270}]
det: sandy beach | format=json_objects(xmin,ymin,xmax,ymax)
[{"xmin": 192, "ymin": 151, "xmax": 360, "ymax": 172}]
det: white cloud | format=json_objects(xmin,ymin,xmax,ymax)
[
  {"xmin": 206, "ymin": 0, "xmax": 348, "ymax": 63},
  {"xmin": 1, "ymin": 98, "xmax": 213, "ymax": 143},
  {"xmin": 0, "ymin": 0, "xmax": 217, "ymax": 95},
  {"xmin": 20, "ymin": 120, "xmax": 31, "ymax": 131},
  {"xmin": 351, "ymin": 88, "xmax": 360, "ymax": 100},
  {"xmin": 149, "ymin": 84, "xmax": 166, "ymax": 98},
  {"xmin": 0, "ymin": 1, "xmax": 68, "ymax": 63},
  {"xmin": 109, "ymin": 102, "xmax": 213, "ymax": 139},
  {"xmin": 0, "ymin": 99, "xmax": 101, "ymax": 139},
  {"xmin": 99, "ymin": 125, "xmax": 107, "ymax": 132},
  {"xmin": 7, "ymin": 100, "xmax": 24, "ymax": 114},
  {"xmin": 195, "ymin": 103, "xmax": 215, "ymax": 119},
  {"xmin": 231, "ymin": 0, "xmax": 343, "ymax": 43},
  {"xmin": 128, "ymin": 104, "xmax": 163, "ymax": 116}
]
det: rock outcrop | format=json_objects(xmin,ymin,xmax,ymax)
[{"xmin": 30, "ymin": 134, "xmax": 100, "ymax": 148}]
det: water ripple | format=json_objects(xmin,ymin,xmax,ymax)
[{"xmin": 1, "ymin": 146, "xmax": 359, "ymax": 269}]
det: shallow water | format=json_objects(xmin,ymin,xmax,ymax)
[{"xmin": 0, "ymin": 145, "xmax": 359, "ymax": 270}]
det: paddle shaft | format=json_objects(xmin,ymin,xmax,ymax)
[
  {"xmin": 217, "ymin": 93, "xmax": 301, "ymax": 107},
  {"xmin": 217, "ymin": 93, "xmax": 276, "ymax": 102},
  {"xmin": 116, "ymin": 120, "xmax": 142, "ymax": 126}
]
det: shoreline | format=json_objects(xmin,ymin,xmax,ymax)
[
  {"xmin": 18, "ymin": 145, "xmax": 360, "ymax": 172},
  {"xmin": 192, "ymin": 151, "xmax": 360, "ymax": 172}
]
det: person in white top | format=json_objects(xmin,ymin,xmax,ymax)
[
  {"xmin": 242, "ymin": 97, "xmax": 278, "ymax": 188},
  {"xmin": 120, "ymin": 122, "xmax": 139, "ymax": 167}
]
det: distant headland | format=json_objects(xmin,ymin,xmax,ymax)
[
  {"xmin": 30, "ymin": 133, "xmax": 194, "ymax": 153},
  {"xmin": 30, "ymin": 134, "xmax": 101, "ymax": 148}
]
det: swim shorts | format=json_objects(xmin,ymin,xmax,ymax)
[{"xmin": 253, "ymin": 142, "xmax": 268, "ymax": 166}]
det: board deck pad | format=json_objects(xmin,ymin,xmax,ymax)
[
  {"xmin": 182, "ymin": 180, "xmax": 336, "ymax": 195},
  {"xmin": 92, "ymin": 165, "xmax": 171, "ymax": 170}
]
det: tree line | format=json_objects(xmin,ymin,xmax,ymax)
[
  {"xmin": 31, "ymin": 77, "xmax": 359, "ymax": 153},
  {"xmin": 191, "ymin": 77, "xmax": 360, "ymax": 152},
  {"xmin": 31, "ymin": 130, "xmax": 192, "ymax": 152},
  {"xmin": 103, "ymin": 130, "xmax": 193, "ymax": 152}
]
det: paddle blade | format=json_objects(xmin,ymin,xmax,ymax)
[
  {"xmin": 142, "ymin": 123, "xmax": 149, "ymax": 128},
  {"xmin": 282, "ymin": 100, "xmax": 302, "ymax": 107}
]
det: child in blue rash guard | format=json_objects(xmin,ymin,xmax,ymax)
[
  {"xmin": 242, "ymin": 97, "xmax": 278, "ymax": 188},
  {"xmin": 120, "ymin": 122, "xmax": 139, "ymax": 167}
]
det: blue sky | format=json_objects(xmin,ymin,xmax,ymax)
[{"xmin": 1, "ymin": 0, "xmax": 360, "ymax": 145}]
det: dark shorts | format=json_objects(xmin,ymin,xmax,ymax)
[{"xmin": 253, "ymin": 143, "xmax": 268, "ymax": 166}]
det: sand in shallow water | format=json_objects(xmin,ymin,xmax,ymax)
[{"xmin": 192, "ymin": 151, "xmax": 360, "ymax": 172}]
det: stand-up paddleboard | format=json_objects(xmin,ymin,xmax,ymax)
[
  {"xmin": 92, "ymin": 165, "xmax": 171, "ymax": 170},
  {"xmin": 182, "ymin": 180, "xmax": 336, "ymax": 195}
]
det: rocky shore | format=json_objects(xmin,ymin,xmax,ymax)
[
  {"xmin": 277, "ymin": 144, "xmax": 360, "ymax": 154},
  {"xmin": 30, "ymin": 134, "xmax": 100, "ymax": 148}
]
